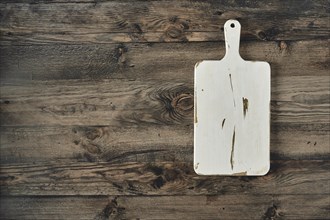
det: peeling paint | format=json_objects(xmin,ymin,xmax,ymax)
[
  {"xmin": 232, "ymin": 171, "xmax": 247, "ymax": 176},
  {"xmin": 229, "ymin": 74, "xmax": 233, "ymax": 91},
  {"xmin": 194, "ymin": 114, "xmax": 198, "ymax": 123},
  {"xmin": 194, "ymin": 105, "xmax": 198, "ymax": 123},
  {"xmin": 221, "ymin": 118, "xmax": 226, "ymax": 128},
  {"xmin": 194, "ymin": 19, "xmax": 270, "ymax": 176},
  {"xmin": 230, "ymin": 127, "xmax": 235, "ymax": 170},
  {"xmin": 195, "ymin": 61, "xmax": 202, "ymax": 68},
  {"xmin": 243, "ymin": 97, "xmax": 249, "ymax": 117},
  {"xmin": 229, "ymin": 74, "xmax": 236, "ymax": 107}
]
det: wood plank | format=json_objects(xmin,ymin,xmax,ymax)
[
  {"xmin": 0, "ymin": 160, "xmax": 329, "ymax": 196},
  {"xmin": 0, "ymin": 125, "xmax": 194, "ymax": 164},
  {"xmin": 1, "ymin": 195, "xmax": 329, "ymax": 220},
  {"xmin": 0, "ymin": 1, "xmax": 329, "ymax": 219},
  {"xmin": 1, "ymin": 123, "xmax": 329, "ymax": 164},
  {"xmin": 0, "ymin": 76, "xmax": 329, "ymax": 126},
  {"xmin": 1, "ymin": 40, "xmax": 329, "ymax": 81},
  {"xmin": 0, "ymin": 1, "xmax": 329, "ymax": 44}
]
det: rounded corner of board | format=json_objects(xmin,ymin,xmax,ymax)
[
  {"xmin": 254, "ymin": 164, "xmax": 271, "ymax": 176},
  {"xmin": 195, "ymin": 61, "xmax": 204, "ymax": 69},
  {"xmin": 264, "ymin": 62, "xmax": 271, "ymax": 72},
  {"xmin": 193, "ymin": 162, "xmax": 204, "ymax": 175}
]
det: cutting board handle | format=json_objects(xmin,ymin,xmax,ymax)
[{"xmin": 224, "ymin": 20, "xmax": 242, "ymax": 59}]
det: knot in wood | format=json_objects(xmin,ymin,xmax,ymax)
[
  {"xmin": 114, "ymin": 44, "xmax": 128, "ymax": 63},
  {"xmin": 279, "ymin": 41, "xmax": 288, "ymax": 52},
  {"xmin": 169, "ymin": 16, "xmax": 178, "ymax": 23},
  {"xmin": 257, "ymin": 31, "xmax": 267, "ymax": 40},
  {"xmin": 171, "ymin": 93, "xmax": 193, "ymax": 112},
  {"xmin": 166, "ymin": 26, "xmax": 183, "ymax": 39},
  {"xmin": 279, "ymin": 41, "xmax": 287, "ymax": 50}
]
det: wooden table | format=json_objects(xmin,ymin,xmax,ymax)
[{"xmin": 0, "ymin": 1, "xmax": 329, "ymax": 219}]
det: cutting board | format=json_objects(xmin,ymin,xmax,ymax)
[{"xmin": 194, "ymin": 20, "xmax": 271, "ymax": 176}]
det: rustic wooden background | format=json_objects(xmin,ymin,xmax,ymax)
[{"xmin": 0, "ymin": 0, "xmax": 329, "ymax": 219}]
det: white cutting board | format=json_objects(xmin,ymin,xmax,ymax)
[{"xmin": 194, "ymin": 20, "xmax": 271, "ymax": 176}]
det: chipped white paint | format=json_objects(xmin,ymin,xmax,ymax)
[{"xmin": 194, "ymin": 20, "xmax": 271, "ymax": 176}]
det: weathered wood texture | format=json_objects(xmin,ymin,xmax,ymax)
[
  {"xmin": 1, "ymin": 77, "xmax": 329, "ymax": 126},
  {"xmin": 1, "ymin": 195, "xmax": 329, "ymax": 220},
  {"xmin": 1, "ymin": 160, "xmax": 329, "ymax": 196},
  {"xmin": 0, "ymin": 1, "xmax": 329, "ymax": 45},
  {"xmin": 1, "ymin": 40, "xmax": 329, "ymax": 81},
  {"xmin": 1, "ymin": 0, "xmax": 330, "ymax": 219},
  {"xmin": 1, "ymin": 124, "xmax": 329, "ymax": 164}
]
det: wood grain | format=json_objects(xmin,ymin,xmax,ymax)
[
  {"xmin": 0, "ymin": 76, "xmax": 329, "ymax": 126},
  {"xmin": 1, "ymin": 0, "xmax": 329, "ymax": 218},
  {"xmin": 1, "ymin": 40, "xmax": 329, "ymax": 81},
  {"xmin": 0, "ymin": 1, "xmax": 329, "ymax": 44},
  {"xmin": 1, "ymin": 123, "xmax": 329, "ymax": 164},
  {"xmin": 1, "ymin": 160, "xmax": 329, "ymax": 196},
  {"xmin": 1, "ymin": 194, "xmax": 329, "ymax": 220}
]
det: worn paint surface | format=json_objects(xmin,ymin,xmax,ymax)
[{"xmin": 194, "ymin": 20, "xmax": 271, "ymax": 176}]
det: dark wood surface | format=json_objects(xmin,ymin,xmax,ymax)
[{"xmin": 0, "ymin": 0, "xmax": 329, "ymax": 219}]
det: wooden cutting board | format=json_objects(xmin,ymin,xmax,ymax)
[{"xmin": 194, "ymin": 20, "xmax": 271, "ymax": 176}]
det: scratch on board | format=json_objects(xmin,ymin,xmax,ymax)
[
  {"xmin": 221, "ymin": 118, "xmax": 226, "ymax": 128},
  {"xmin": 195, "ymin": 162, "xmax": 199, "ymax": 170},
  {"xmin": 230, "ymin": 127, "xmax": 235, "ymax": 170},
  {"xmin": 229, "ymin": 74, "xmax": 236, "ymax": 107},
  {"xmin": 232, "ymin": 171, "xmax": 247, "ymax": 176},
  {"xmin": 229, "ymin": 74, "xmax": 233, "ymax": 91},
  {"xmin": 243, "ymin": 97, "xmax": 249, "ymax": 117}
]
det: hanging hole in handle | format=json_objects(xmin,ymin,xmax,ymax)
[{"xmin": 230, "ymin": 23, "xmax": 235, "ymax": 28}]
